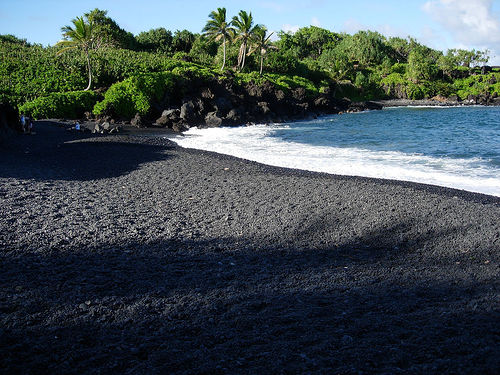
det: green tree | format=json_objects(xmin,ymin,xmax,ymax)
[
  {"xmin": 136, "ymin": 28, "xmax": 172, "ymax": 53},
  {"xmin": 202, "ymin": 7, "xmax": 234, "ymax": 71},
  {"xmin": 0, "ymin": 34, "xmax": 29, "ymax": 45},
  {"xmin": 318, "ymin": 47, "xmax": 354, "ymax": 80},
  {"xmin": 248, "ymin": 26, "xmax": 275, "ymax": 75},
  {"xmin": 232, "ymin": 10, "xmax": 259, "ymax": 71},
  {"xmin": 190, "ymin": 34, "xmax": 218, "ymax": 65},
  {"xmin": 437, "ymin": 51, "xmax": 457, "ymax": 79},
  {"xmin": 276, "ymin": 27, "xmax": 341, "ymax": 60},
  {"xmin": 386, "ymin": 37, "xmax": 411, "ymax": 63},
  {"xmin": 448, "ymin": 48, "xmax": 490, "ymax": 68},
  {"xmin": 407, "ymin": 47, "xmax": 436, "ymax": 82},
  {"xmin": 341, "ymin": 31, "xmax": 387, "ymax": 66},
  {"xmin": 56, "ymin": 15, "xmax": 101, "ymax": 91},
  {"xmin": 172, "ymin": 30, "xmax": 196, "ymax": 53},
  {"xmin": 85, "ymin": 8, "xmax": 136, "ymax": 49}
]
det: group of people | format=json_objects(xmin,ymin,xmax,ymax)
[{"xmin": 20, "ymin": 114, "xmax": 33, "ymax": 134}]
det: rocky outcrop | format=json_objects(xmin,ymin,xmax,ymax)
[
  {"xmin": 127, "ymin": 75, "xmax": 384, "ymax": 132},
  {"xmin": 92, "ymin": 120, "xmax": 121, "ymax": 134}
]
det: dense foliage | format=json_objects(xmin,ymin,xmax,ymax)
[
  {"xmin": 93, "ymin": 72, "xmax": 175, "ymax": 118},
  {"xmin": 18, "ymin": 91, "xmax": 100, "ymax": 119},
  {"xmin": 1, "ymin": 7, "xmax": 498, "ymax": 120}
]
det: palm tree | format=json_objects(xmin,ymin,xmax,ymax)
[
  {"xmin": 249, "ymin": 26, "xmax": 275, "ymax": 75},
  {"xmin": 202, "ymin": 7, "xmax": 233, "ymax": 71},
  {"xmin": 231, "ymin": 10, "xmax": 259, "ymax": 71},
  {"xmin": 56, "ymin": 16, "xmax": 101, "ymax": 91}
]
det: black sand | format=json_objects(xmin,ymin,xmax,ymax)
[{"xmin": 1, "ymin": 121, "xmax": 499, "ymax": 374}]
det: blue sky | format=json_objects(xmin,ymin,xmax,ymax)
[{"xmin": 1, "ymin": 0, "xmax": 500, "ymax": 64}]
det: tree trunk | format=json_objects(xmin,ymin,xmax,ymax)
[
  {"xmin": 241, "ymin": 41, "xmax": 247, "ymax": 71},
  {"xmin": 237, "ymin": 43, "xmax": 244, "ymax": 71},
  {"xmin": 84, "ymin": 49, "xmax": 92, "ymax": 91},
  {"xmin": 260, "ymin": 55, "xmax": 263, "ymax": 75},
  {"xmin": 221, "ymin": 35, "xmax": 226, "ymax": 71}
]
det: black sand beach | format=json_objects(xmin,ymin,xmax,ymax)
[{"xmin": 1, "ymin": 121, "xmax": 499, "ymax": 374}]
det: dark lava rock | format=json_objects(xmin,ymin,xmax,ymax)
[
  {"xmin": 180, "ymin": 101, "xmax": 196, "ymax": 122},
  {"xmin": 205, "ymin": 112, "xmax": 222, "ymax": 127},
  {"xmin": 130, "ymin": 114, "xmax": 144, "ymax": 128}
]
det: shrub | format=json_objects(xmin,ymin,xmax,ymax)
[
  {"xmin": 390, "ymin": 63, "xmax": 407, "ymax": 75},
  {"xmin": 265, "ymin": 50, "xmax": 298, "ymax": 75},
  {"xmin": 453, "ymin": 72, "xmax": 500, "ymax": 100},
  {"xmin": 93, "ymin": 72, "xmax": 175, "ymax": 118},
  {"xmin": 19, "ymin": 90, "xmax": 100, "ymax": 119}
]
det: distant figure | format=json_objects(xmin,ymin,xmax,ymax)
[
  {"xmin": 20, "ymin": 114, "xmax": 26, "ymax": 133},
  {"xmin": 28, "ymin": 118, "xmax": 33, "ymax": 134},
  {"xmin": 75, "ymin": 122, "xmax": 81, "ymax": 131}
]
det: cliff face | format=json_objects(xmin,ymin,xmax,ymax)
[{"xmin": 128, "ymin": 77, "xmax": 382, "ymax": 131}]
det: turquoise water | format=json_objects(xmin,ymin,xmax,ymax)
[{"xmin": 173, "ymin": 106, "xmax": 500, "ymax": 196}]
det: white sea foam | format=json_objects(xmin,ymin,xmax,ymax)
[{"xmin": 170, "ymin": 124, "xmax": 500, "ymax": 197}]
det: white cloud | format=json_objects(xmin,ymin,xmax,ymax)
[
  {"xmin": 341, "ymin": 18, "xmax": 366, "ymax": 34},
  {"xmin": 423, "ymin": 0, "xmax": 500, "ymax": 44},
  {"xmin": 311, "ymin": 17, "xmax": 321, "ymax": 27},
  {"xmin": 282, "ymin": 24, "xmax": 300, "ymax": 34},
  {"xmin": 423, "ymin": 0, "xmax": 500, "ymax": 64}
]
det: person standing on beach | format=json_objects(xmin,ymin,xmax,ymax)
[{"xmin": 20, "ymin": 113, "xmax": 26, "ymax": 133}]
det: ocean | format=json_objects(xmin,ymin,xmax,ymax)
[{"xmin": 170, "ymin": 106, "xmax": 500, "ymax": 197}]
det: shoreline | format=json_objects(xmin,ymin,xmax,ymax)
[
  {"xmin": 40, "ymin": 118, "xmax": 500, "ymax": 200},
  {"xmin": 1, "ymin": 121, "xmax": 499, "ymax": 373}
]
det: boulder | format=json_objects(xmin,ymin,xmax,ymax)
[
  {"xmin": 246, "ymin": 82, "xmax": 263, "ymax": 98},
  {"xmin": 200, "ymin": 87, "xmax": 214, "ymax": 99},
  {"xmin": 257, "ymin": 102, "xmax": 271, "ymax": 115},
  {"xmin": 162, "ymin": 109, "xmax": 178, "ymax": 118},
  {"xmin": 205, "ymin": 111, "xmax": 222, "ymax": 127},
  {"xmin": 156, "ymin": 109, "xmax": 181, "ymax": 127},
  {"xmin": 292, "ymin": 87, "xmax": 307, "ymax": 101},
  {"xmin": 180, "ymin": 101, "xmax": 196, "ymax": 121},
  {"xmin": 214, "ymin": 97, "xmax": 232, "ymax": 114},
  {"xmin": 195, "ymin": 98, "xmax": 206, "ymax": 115},
  {"xmin": 225, "ymin": 108, "xmax": 242, "ymax": 124},
  {"xmin": 313, "ymin": 95, "xmax": 331, "ymax": 109},
  {"xmin": 131, "ymin": 113, "xmax": 144, "ymax": 128},
  {"xmin": 93, "ymin": 123, "xmax": 102, "ymax": 134},
  {"xmin": 155, "ymin": 115, "xmax": 170, "ymax": 126},
  {"xmin": 172, "ymin": 121, "xmax": 189, "ymax": 132},
  {"xmin": 275, "ymin": 90, "xmax": 286, "ymax": 101}
]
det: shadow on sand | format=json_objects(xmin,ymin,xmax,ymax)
[
  {"xmin": 0, "ymin": 121, "xmax": 175, "ymax": 181},
  {"xmin": 1, "ymin": 216, "xmax": 498, "ymax": 374}
]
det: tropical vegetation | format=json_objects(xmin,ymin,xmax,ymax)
[{"xmin": 1, "ymin": 8, "xmax": 499, "ymax": 121}]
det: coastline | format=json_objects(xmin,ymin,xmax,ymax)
[
  {"xmin": 375, "ymin": 98, "xmax": 500, "ymax": 107},
  {"xmin": 1, "ymin": 121, "xmax": 499, "ymax": 373}
]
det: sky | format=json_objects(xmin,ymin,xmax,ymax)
[{"xmin": 1, "ymin": 0, "xmax": 500, "ymax": 64}]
